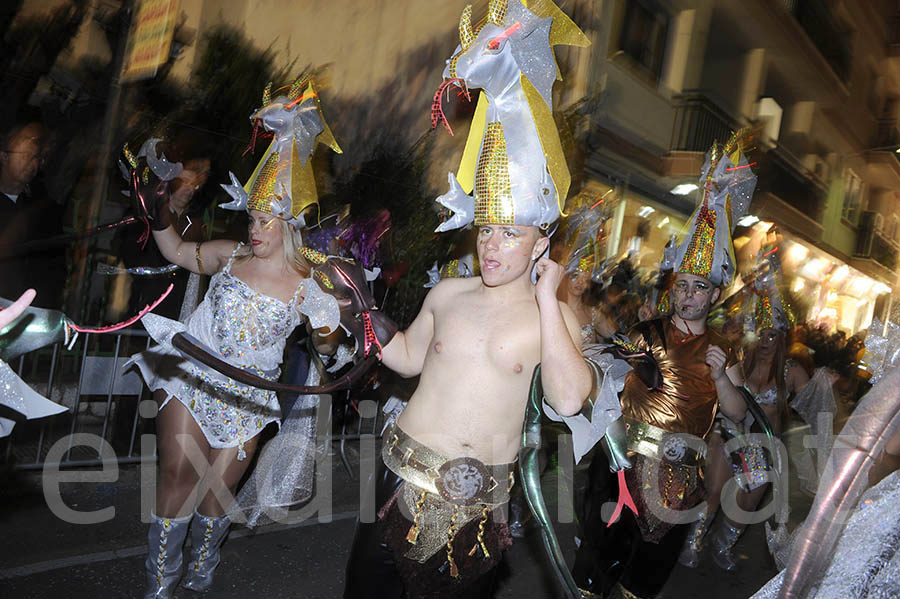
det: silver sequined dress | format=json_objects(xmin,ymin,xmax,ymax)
[
  {"xmin": 130, "ymin": 245, "xmax": 324, "ymax": 459},
  {"xmin": 751, "ymin": 469, "xmax": 900, "ymax": 599}
]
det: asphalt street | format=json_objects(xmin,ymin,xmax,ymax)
[{"xmin": 0, "ymin": 432, "xmax": 809, "ymax": 599}]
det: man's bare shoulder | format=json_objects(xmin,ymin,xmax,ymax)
[{"xmin": 426, "ymin": 276, "xmax": 481, "ymax": 305}]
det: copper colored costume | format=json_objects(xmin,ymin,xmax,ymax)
[
  {"xmin": 573, "ymin": 318, "xmax": 737, "ymax": 597},
  {"xmin": 620, "ymin": 319, "xmax": 737, "ymax": 439}
]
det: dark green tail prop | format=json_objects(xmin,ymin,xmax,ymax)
[{"xmin": 520, "ymin": 364, "xmax": 582, "ymax": 599}]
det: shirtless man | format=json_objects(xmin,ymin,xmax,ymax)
[{"xmin": 342, "ymin": 223, "xmax": 593, "ymax": 598}]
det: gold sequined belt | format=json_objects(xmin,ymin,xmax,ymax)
[
  {"xmin": 625, "ymin": 419, "xmax": 706, "ymax": 468},
  {"xmin": 382, "ymin": 421, "xmax": 515, "ymax": 506},
  {"xmin": 381, "ymin": 422, "xmax": 516, "ymax": 573}
]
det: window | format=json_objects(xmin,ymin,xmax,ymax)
[
  {"xmin": 841, "ymin": 169, "xmax": 863, "ymax": 225},
  {"xmin": 617, "ymin": 0, "xmax": 669, "ymax": 83}
]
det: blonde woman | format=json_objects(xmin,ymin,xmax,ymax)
[
  {"xmin": 131, "ymin": 197, "xmax": 342, "ymax": 596},
  {"xmin": 131, "ymin": 77, "xmax": 343, "ymax": 598}
]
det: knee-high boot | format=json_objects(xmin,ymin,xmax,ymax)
[
  {"xmin": 144, "ymin": 513, "xmax": 192, "ymax": 599},
  {"xmin": 677, "ymin": 508, "xmax": 712, "ymax": 568},
  {"xmin": 710, "ymin": 518, "xmax": 745, "ymax": 571},
  {"xmin": 182, "ymin": 511, "xmax": 231, "ymax": 592}
]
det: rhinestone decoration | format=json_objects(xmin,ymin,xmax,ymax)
[
  {"xmin": 486, "ymin": 0, "xmax": 507, "ymax": 25},
  {"xmin": 247, "ymin": 151, "xmax": 281, "ymax": 214},
  {"xmin": 679, "ymin": 205, "xmax": 717, "ymax": 279},
  {"xmin": 474, "ymin": 121, "xmax": 514, "ymax": 226},
  {"xmin": 458, "ymin": 5, "xmax": 476, "ymax": 50},
  {"xmin": 299, "ymin": 246, "xmax": 327, "ymax": 265},
  {"xmin": 212, "ymin": 273, "xmax": 294, "ymax": 359}
]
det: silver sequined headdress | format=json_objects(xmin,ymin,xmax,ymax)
[
  {"xmin": 221, "ymin": 77, "xmax": 342, "ymax": 229},
  {"xmin": 433, "ymin": 0, "xmax": 590, "ymax": 232},
  {"xmin": 661, "ymin": 129, "xmax": 756, "ymax": 287}
]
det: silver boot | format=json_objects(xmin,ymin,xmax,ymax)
[
  {"xmin": 144, "ymin": 513, "xmax": 192, "ymax": 599},
  {"xmin": 711, "ymin": 519, "xmax": 745, "ymax": 571},
  {"xmin": 678, "ymin": 509, "xmax": 712, "ymax": 568},
  {"xmin": 182, "ymin": 511, "xmax": 231, "ymax": 592}
]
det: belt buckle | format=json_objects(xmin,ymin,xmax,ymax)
[
  {"xmin": 659, "ymin": 432, "xmax": 689, "ymax": 465},
  {"xmin": 435, "ymin": 457, "xmax": 492, "ymax": 506}
]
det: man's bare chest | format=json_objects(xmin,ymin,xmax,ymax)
[{"xmin": 430, "ymin": 303, "xmax": 539, "ymax": 375}]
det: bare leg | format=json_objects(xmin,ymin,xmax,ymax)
[
  {"xmin": 154, "ymin": 391, "xmax": 211, "ymax": 518},
  {"xmin": 704, "ymin": 431, "xmax": 731, "ymax": 515},
  {"xmin": 197, "ymin": 433, "xmax": 262, "ymax": 516},
  {"xmin": 678, "ymin": 431, "xmax": 729, "ymax": 567}
]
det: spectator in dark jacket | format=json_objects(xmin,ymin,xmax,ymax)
[{"xmin": 0, "ymin": 112, "xmax": 66, "ymax": 308}]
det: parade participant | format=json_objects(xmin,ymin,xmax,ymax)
[
  {"xmin": 751, "ymin": 319, "xmax": 900, "ymax": 599},
  {"xmin": 127, "ymin": 78, "xmax": 342, "ymax": 599},
  {"xmin": 679, "ymin": 251, "xmax": 809, "ymax": 570},
  {"xmin": 572, "ymin": 131, "xmax": 756, "ymax": 599},
  {"xmin": 562, "ymin": 206, "xmax": 615, "ymax": 345},
  {"xmin": 343, "ymin": 2, "xmax": 594, "ymax": 597}
]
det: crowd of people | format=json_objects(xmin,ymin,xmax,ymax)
[{"xmin": 2, "ymin": 2, "xmax": 898, "ymax": 599}]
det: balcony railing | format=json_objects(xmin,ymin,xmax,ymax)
[
  {"xmin": 793, "ymin": 0, "xmax": 853, "ymax": 81},
  {"xmin": 759, "ymin": 148, "xmax": 827, "ymax": 224},
  {"xmin": 856, "ymin": 211, "xmax": 900, "ymax": 273},
  {"xmin": 876, "ymin": 118, "xmax": 900, "ymax": 148},
  {"xmin": 670, "ymin": 92, "xmax": 738, "ymax": 152}
]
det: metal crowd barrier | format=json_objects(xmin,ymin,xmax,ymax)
[
  {"xmin": 333, "ymin": 389, "xmax": 390, "ymax": 480},
  {"xmin": 2, "ymin": 328, "xmax": 390, "ymax": 477},
  {"xmin": 2, "ymin": 328, "xmax": 154, "ymax": 470}
]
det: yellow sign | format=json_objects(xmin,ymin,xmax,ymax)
[{"xmin": 122, "ymin": 0, "xmax": 178, "ymax": 82}]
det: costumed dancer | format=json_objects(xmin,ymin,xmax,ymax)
[
  {"xmin": 572, "ymin": 130, "xmax": 756, "ymax": 599},
  {"xmin": 341, "ymin": 2, "xmax": 601, "ymax": 597},
  {"xmin": 127, "ymin": 77, "xmax": 342, "ymax": 599},
  {"xmin": 561, "ymin": 205, "xmax": 615, "ymax": 345},
  {"xmin": 679, "ymin": 249, "xmax": 810, "ymax": 570},
  {"xmin": 750, "ymin": 318, "xmax": 900, "ymax": 599}
]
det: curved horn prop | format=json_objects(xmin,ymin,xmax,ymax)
[
  {"xmin": 171, "ymin": 332, "xmax": 377, "ymax": 395},
  {"xmin": 138, "ymin": 138, "xmax": 183, "ymax": 181},
  {"xmin": 521, "ymin": 365, "xmax": 582, "ymax": 599},
  {"xmin": 777, "ymin": 365, "xmax": 900, "ymax": 598},
  {"xmin": 288, "ymin": 75, "xmax": 307, "ymax": 103},
  {"xmin": 459, "ymin": 4, "xmax": 475, "ymax": 50}
]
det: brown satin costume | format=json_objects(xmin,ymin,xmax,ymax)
[{"xmin": 573, "ymin": 317, "xmax": 737, "ymax": 598}]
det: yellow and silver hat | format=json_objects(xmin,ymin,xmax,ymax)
[
  {"xmin": 433, "ymin": 0, "xmax": 589, "ymax": 232},
  {"xmin": 662, "ymin": 128, "xmax": 756, "ymax": 287},
  {"xmin": 747, "ymin": 249, "xmax": 794, "ymax": 332},
  {"xmin": 221, "ymin": 77, "xmax": 341, "ymax": 228}
]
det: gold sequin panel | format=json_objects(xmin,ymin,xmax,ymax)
[
  {"xmin": 755, "ymin": 294, "xmax": 774, "ymax": 331},
  {"xmin": 247, "ymin": 151, "xmax": 280, "ymax": 214},
  {"xmin": 679, "ymin": 206, "xmax": 717, "ymax": 279},
  {"xmin": 474, "ymin": 121, "xmax": 515, "ymax": 226}
]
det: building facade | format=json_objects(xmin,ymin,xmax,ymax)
[
  {"xmin": 13, "ymin": 0, "xmax": 900, "ymax": 331},
  {"xmin": 570, "ymin": 0, "xmax": 899, "ymax": 333}
]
